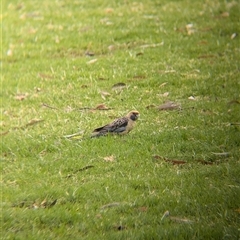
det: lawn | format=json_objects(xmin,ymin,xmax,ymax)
[{"xmin": 1, "ymin": 0, "xmax": 240, "ymax": 239}]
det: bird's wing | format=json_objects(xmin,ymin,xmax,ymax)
[{"xmin": 93, "ymin": 117, "xmax": 129, "ymax": 134}]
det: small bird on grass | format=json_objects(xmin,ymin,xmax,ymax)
[{"xmin": 91, "ymin": 110, "xmax": 139, "ymax": 138}]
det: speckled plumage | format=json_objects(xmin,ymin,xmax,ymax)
[{"xmin": 91, "ymin": 110, "xmax": 139, "ymax": 138}]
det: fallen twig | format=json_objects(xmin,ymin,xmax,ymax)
[
  {"xmin": 65, "ymin": 165, "xmax": 94, "ymax": 178},
  {"xmin": 42, "ymin": 103, "xmax": 59, "ymax": 110}
]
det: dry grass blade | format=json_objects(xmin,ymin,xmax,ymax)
[
  {"xmin": 161, "ymin": 210, "xmax": 170, "ymax": 221},
  {"xmin": 169, "ymin": 216, "xmax": 194, "ymax": 224},
  {"xmin": 87, "ymin": 58, "xmax": 97, "ymax": 64},
  {"xmin": 64, "ymin": 131, "xmax": 85, "ymax": 139},
  {"xmin": 139, "ymin": 42, "xmax": 164, "ymax": 48}
]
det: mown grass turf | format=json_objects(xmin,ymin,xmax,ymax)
[{"xmin": 1, "ymin": 0, "xmax": 240, "ymax": 239}]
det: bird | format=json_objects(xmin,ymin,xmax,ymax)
[{"xmin": 91, "ymin": 110, "xmax": 139, "ymax": 138}]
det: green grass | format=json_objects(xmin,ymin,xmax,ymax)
[{"xmin": 1, "ymin": 0, "xmax": 240, "ymax": 239}]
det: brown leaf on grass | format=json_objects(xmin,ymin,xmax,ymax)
[
  {"xmin": 112, "ymin": 82, "xmax": 126, "ymax": 90},
  {"xmin": 14, "ymin": 93, "xmax": 28, "ymax": 101},
  {"xmin": 94, "ymin": 104, "xmax": 111, "ymax": 110},
  {"xmin": 103, "ymin": 155, "xmax": 115, "ymax": 162},
  {"xmin": 158, "ymin": 101, "xmax": 181, "ymax": 111},
  {"xmin": 153, "ymin": 155, "xmax": 186, "ymax": 165}
]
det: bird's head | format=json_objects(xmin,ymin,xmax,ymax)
[{"xmin": 127, "ymin": 110, "xmax": 140, "ymax": 121}]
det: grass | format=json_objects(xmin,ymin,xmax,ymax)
[{"xmin": 1, "ymin": 0, "xmax": 240, "ymax": 239}]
